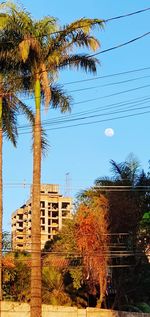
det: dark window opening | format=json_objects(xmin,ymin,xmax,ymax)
[
  {"xmin": 62, "ymin": 202, "xmax": 69, "ymax": 209},
  {"xmin": 52, "ymin": 211, "xmax": 58, "ymax": 218},
  {"xmin": 41, "ymin": 218, "xmax": 45, "ymax": 224},
  {"xmin": 52, "ymin": 203, "xmax": 58, "ymax": 210},
  {"xmin": 41, "ymin": 201, "xmax": 45, "ymax": 208},
  {"xmin": 48, "ymin": 191, "xmax": 57, "ymax": 194},
  {"xmin": 41, "ymin": 210, "xmax": 45, "ymax": 217},
  {"xmin": 48, "ymin": 219, "xmax": 51, "ymax": 226},
  {"xmin": 62, "ymin": 210, "xmax": 68, "ymax": 217}
]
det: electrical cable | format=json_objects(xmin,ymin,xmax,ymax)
[
  {"xmin": 1, "ymin": 7, "xmax": 150, "ymax": 42},
  {"xmin": 16, "ymin": 96, "xmax": 150, "ymax": 131},
  {"xmin": 90, "ymin": 32, "xmax": 150, "ymax": 58},
  {"xmin": 1, "ymin": 32, "xmax": 150, "ymax": 82},
  {"xmin": 63, "ymin": 66, "xmax": 150, "ymax": 85}
]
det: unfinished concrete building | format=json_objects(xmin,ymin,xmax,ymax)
[{"xmin": 11, "ymin": 184, "xmax": 72, "ymax": 251}]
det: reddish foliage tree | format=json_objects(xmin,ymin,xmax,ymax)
[{"xmin": 75, "ymin": 194, "xmax": 109, "ymax": 307}]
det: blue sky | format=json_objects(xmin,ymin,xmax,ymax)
[{"xmin": 2, "ymin": 0, "xmax": 150, "ymax": 230}]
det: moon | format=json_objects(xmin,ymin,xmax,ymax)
[{"xmin": 104, "ymin": 128, "xmax": 114, "ymax": 137}]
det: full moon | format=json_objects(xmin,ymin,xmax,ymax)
[{"xmin": 104, "ymin": 128, "xmax": 114, "ymax": 137}]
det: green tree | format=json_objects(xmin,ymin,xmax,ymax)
[
  {"xmin": 2, "ymin": 251, "xmax": 31, "ymax": 302},
  {"xmin": 1, "ymin": 3, "xmax": 104, "ymax": 316},
  {"xmin": 93, "ymin": 155, "xmax": 150, "ymax": 235},
  {"xmin": 93, "ymin": 155, "xmax": 150, "ymax": 310},
  {"xmin": 42, "ymin": 265, "xmax": 71, "ymax": 306},
  {"xmin": 78, "ymin": 155, "xmax": 150, "ymax": 309}
]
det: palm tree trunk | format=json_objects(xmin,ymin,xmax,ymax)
[
  {"xmin": 0, "ymin": 93, "xmax": 2, "ymax": 316},
  {"xmin": 31, "ymin": 77, "xmax": 42, "ymax": 317}
]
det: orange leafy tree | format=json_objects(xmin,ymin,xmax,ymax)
[{"xmin": 75, "ymin": 194, "xmax": 109, "ymax": 307}]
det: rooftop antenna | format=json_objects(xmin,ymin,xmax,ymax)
[{"xmin": 65, "ymin": 172, "xmax": 71, "ymax": 197}]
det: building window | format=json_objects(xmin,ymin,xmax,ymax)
[
  {"xmin": 48, "ymin": 191, "xmax": 57, "ymax": 194},
  {"xmin": 17, "ymin": 229, "xmax": 23, "ymax": 232},
  {"xmin": 48, "ymin": 219, "xmax": 51, "ymax": 226},
  {"xmin": 52, "ymin": 220, "xmax": 58, "ymax": 226},
  {"xmin": 17, "ymin": 244, "xmax": 23, "ymax": 248},
  {"xmin": 52, "ymin": 203, "xmax": 58, "ymax": 210},
  {"xmin": 41, "ymin": 210, "xmax": 45, "ymax": 217},
  {"xmin": 41, "ymin": 201, "xmax": 45, "ymax": 208},
  {"xmin": 62, "ymin": 210, "xmax": 68, "ymax": 217},
  {"xmin": 41, "ymin": 226, "xmax": 45, "ymax": 231},
  {"xmin": 62, "ymin": 202, "xmax": 69, "ymax": 209},
  {"xmin": 41, "ymin": 218, "xmax": 45, "ymax": 224},
  {"xmin": 18, "ymin": 214, "xmax": 23, "ymax": 220},
  {"xmin": 52, "ymin": 211, "xmax": 58, "ymax": 218}
]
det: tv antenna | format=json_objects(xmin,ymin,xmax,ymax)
[{"xmin": 65, "ymin": 172, "xmax": 71, "ymax": 196}]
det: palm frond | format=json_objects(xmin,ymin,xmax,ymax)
[
  {"xmin": 110, "ymin": 159, "xmax": 124, "ymax": 179},
  {"xmin": 50, "ymin": 84, "xmax": 72, "ymax": 113},
  {"xmin": 41, "ymin": 126, "xmax": 49, "ymax": 156},
  {"xmin": 12, "ymin": 95, "xmax": 34, "ymax": 125},
  {"xmin": 59, "ymin": 54, "xmax": 99, "ymax": 73},
  {"xmin": 72, "ymin": 33, "xmax": 100, "ymax": 51},
  {"xmin": 34, "ymin": 16, "xmax": 57, "ymax": 39},
  {"xmin": 58, "ymin": 18, "xmax": 104, "ymax": 39},
  {"xmin": 2, "ymin": 96, "xmax": 18, "ymax": 146},
  {"xmin": 95, "ymin": 177, "xmax": 114, "ymax": 186}
]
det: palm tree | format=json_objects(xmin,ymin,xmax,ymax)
[
  {"xmin": 0, "ymin": 6, "xmax": 34, "ymax": 307},
  {"xmin": 1, "ymin": 3, "xmax": 104, "ymax": 316},
  {"xmin": 0, "ymin": 79, "xmax": 34, "ymax": 306},
  {"xmin": 95, "ymin": 155, "xmax": 150, "ymax": 235}
]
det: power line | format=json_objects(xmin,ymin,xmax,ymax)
[
  {"xmin": 63, "ymin": 66, "xmax": 150, "ymax": 85},
  {"xmin": 5, "ymin": 66, "xmax": 150, "ymax": 94},
  {"xmin": 32, "ymin": 108, "xmax": 150, "ymax": 132},
  {"xmin": 1, "ymin": 32, "xmax": 150, "ymax": 82},
  {"xmin": 16, "ymin": 101, "xmax": 150, "ymax": 134},
  {"xmin": 105, "ymin": 7, "xmax": 150, "ymax": 22},
  {"xmin": 15, "ymin": 99, "xmax": 150, "ymax": 134},
  {"xmin": 90, "ymin": 32, "xmax": 150, "ymax": 57},
  {"xmin": 12, "ymin": 82, "xmax": 150, "ymax": 110},
  {"xmin": 17, "ymin": 95, "xmax": 150, "ymax": 130},
  {"xmin": 1, "ymin": 7, "xmax": 150, "ymax": 43},
  {"xmin": 13, "ymin": 73, "xmax": 150, "ymax": 99}
]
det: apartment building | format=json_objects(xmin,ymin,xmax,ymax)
[{"xmin": 11, "ymin": 184, "xmax": 72, "ymax": 251}]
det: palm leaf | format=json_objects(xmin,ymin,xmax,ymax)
[
  {"xmin": 2, "ymin": 96, "xmax": 18, "ymax": 146},
  {"xmin": 50, "ymin": 84, "xmax": 72, "ymax": 113},
  {"xmin": 59, "ymin": 54, "xmax": 99, "ymax": 73}
]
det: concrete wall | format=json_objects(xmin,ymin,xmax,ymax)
[{"xmin": 1, "ymin": 302, "xmax": 150, "ymax": 317}]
